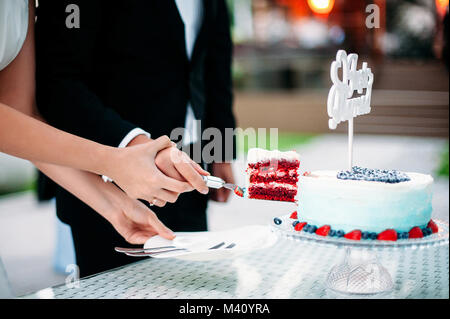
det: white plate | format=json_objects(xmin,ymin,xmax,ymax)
[{"xmin": 143, "ymin": 225, "xmax": 278, "ymax": 261}]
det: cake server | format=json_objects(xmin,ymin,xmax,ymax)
[{"xmin": 202, "ymin": 175, "xmax": 245, "ymax": 197}]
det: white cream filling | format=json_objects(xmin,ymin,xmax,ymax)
[
  {"xmin": 249, "ymin": 182, "xmax": 298, "ymax": 191},
  {"xmin": 247, "ymin": 168, "xmax": 298, "ymax": 178},
  {"xmin": 247, "ymin": 148, "xmax": 300, "ymax": 163}
]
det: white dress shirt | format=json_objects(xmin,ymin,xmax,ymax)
[
  {"xmin": 177, "ymin": 0, "xmax": 203, "ymax": 146},
  {"xmin": 103, "ymin": 0, "xmax": 203, "ymax": 182}
]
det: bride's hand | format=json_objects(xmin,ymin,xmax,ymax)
[
  {"xmin": 108, "ymin": 196, "xmax": 175, "ymax": 245},
  {"xmin": 105, "ymin": 136, "xmax": 195, "ymax": 205}
]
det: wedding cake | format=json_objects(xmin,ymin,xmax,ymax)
[{"xmin": 290, "ymin": 168, "xmax": 437, "ymax": 240}]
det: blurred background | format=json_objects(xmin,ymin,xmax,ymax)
[{"xmin": 0, "ymin": 0, "xmax": 448, "ymax": 297}]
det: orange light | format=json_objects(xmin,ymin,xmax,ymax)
[
  {"xmin": 307, "ymin": 0, "xmax": 335, "ymax": 15},
  {"xmin": 436, "ymin": 0, "xmax": 449, "ymax": 17}
]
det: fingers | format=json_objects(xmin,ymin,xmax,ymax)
[
  {"xmin": 156, "ymin": 157, "xmax": 185, "ymax": 182},
  {"xmin": 190, "ymin": 160, "xmax": 210, "ymax": 176},
  {"xmin": 158, "ymin": 173, "xmax": 194, "ymax": 193},
  {"xmin": 218, "ymin": 188, "xmax": 231, "ymax": 202},
  {"xmin": 154, "ymin": 188, "xmax": 181, "ymax": 203},
  {"xmin": 149, "ymin": 198, "xmax": 167, "ymax": 208},
  {"xmin": 210, "ymin": 188, "xmax": 230, "ymax": 203},
  {"xmin": 148, "ymin": 136, "xmax": 172, "ymax": 155},
  {"xmin": 174, "ymin": 160, "xmax": 209, "ymax": 194},
  {"xmin": 127, "ymin": 231, "xmax": 155, "ymax": 245},
  {"xmin": 146, "ymin": 211, "xmax": 176, "ymax": 240},
  {"xmin": 171, "ymin": 152, "xmax": 208, "ymax": 194},
  {"xmin": 123, "ymin": 202, "xmax": 175, "ymax": 243}
]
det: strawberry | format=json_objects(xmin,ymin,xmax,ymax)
[
  {"xmin": 316, "ymin": 225, "xmax": 331, "ymax": 236},
  {"xmin": 294, "ymin": 222, "xmax": 307, "ymax": 232},
  {"xmin": 377, "ymin": 229, "xmax": 397, "ymax": 241},
  {"xmin": 290, "ymin": 211, "xmax": 298, "ymax": 219},
  {"xmin": 344, "ymin": 230, "xmax": 362, "ymax": 240},
  {"xmin": 427, "ymin": 220, "xmax": 439, "ymax": 234},
  {"xmin": 234, "ymin": 186, "xmax": 244, "ymax": 197},
  {"xmin": 409, "ymin": 227, "xmax": 423, "ymax": 239}
]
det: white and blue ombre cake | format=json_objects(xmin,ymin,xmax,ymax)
[{"xmin": 298, "ymin": 168, "xmax": 434, "ymax": 235}]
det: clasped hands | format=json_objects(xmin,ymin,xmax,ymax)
[{"xmin": 101, "ymin": 135, "xmax": 234, "ymax": 244}]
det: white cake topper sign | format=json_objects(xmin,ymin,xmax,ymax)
[{"xmin": 327, "ymin": 50, "xmax": 374, "ymax": 169}]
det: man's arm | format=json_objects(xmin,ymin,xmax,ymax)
[
  {"xmin": 203, "ymin": 0, "xmax": 236, "ymax": 202},
  {"xmin": 203, "ymin": 0, "xmax": 236, "ymax": 162},
  {"xmin": 35, "ymin": 0, "xmax": 136, "ymax": 146}
]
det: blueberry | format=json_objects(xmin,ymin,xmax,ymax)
[
  {"xmin": 329, "ymin": 229, "xmax": 336, "ymax": 237},
  {"xmin": 369, "ymin": 232, "xmax": 378, "ymax": 240},
  {"xmin": 292, "ymin": 221, "xmax": 299, "ymax": 228},
  {"xmin": 336, "ymin": 230, "xmax": 344, "ymax": 237},
  {"xmin": 402, "ymin": 232, "xmax": 409, "ymax": 239},
  {"xmin": 274, "ymin": 218, "xmax": 282, "ymax": 225},
  {"xmin": 362, "ymin": 231, "xmax": 370, "ymax": 240},
  {"xmin": 422, "ymin": 228, "xmax": 432, "ymax": 236},
  {"xmin": 303, "ymin": 224, "xmax": 310, "ymax": 232},
  {"xmin": 309, "ymin": 225, "xmax": 317, "ymax": 233}
]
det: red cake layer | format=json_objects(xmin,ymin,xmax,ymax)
[
  {"xmin": 247, "ymin": 159, "xmax": 300, "ymax": 170},
  {"xmin": 248, "ymin": 173, "xmax": 298, "ymax": 185},
  {"xmin": 247, "ymin": 159, "xmax": 300, "ymax": 186},
  {"xmin": 248, "ymin": 185, "xmax": 297, "ymax": 202}
]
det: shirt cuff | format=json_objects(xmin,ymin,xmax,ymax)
[{"xmin": 102, "ymin": 128, "xmax": 151, "ymax": 183}]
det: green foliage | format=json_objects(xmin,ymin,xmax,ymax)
[
  {"xmin": 436, "ymin": 144, "xmax": 449, "ymax": 177},
  {"xmin": 237, "ymin": 131, "xmax": 316, "ymax": 154},
  {"xmin": 0, "ymin": 177, "xmax": 37, "ymax": 197}
]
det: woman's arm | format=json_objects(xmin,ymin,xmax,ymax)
[
  {"xmin": 34, "ymin": 161, "xmax": 175, "ymax": 243},
  {"xmin": 0, "ymin": 102, "xmax": 121, "ymax": 176}
]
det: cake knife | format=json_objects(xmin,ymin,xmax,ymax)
[{"xmin": 202, "ymin": 175, "xmax": 245, "ymax": 197}]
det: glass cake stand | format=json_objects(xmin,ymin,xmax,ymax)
[{"xmin": 270, "ymin": 215, "xmax": 449, "ymax": 297}]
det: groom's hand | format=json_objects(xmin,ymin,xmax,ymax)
[
  {"xmin": 128, "ymin": 135, "xmax": 210, "ymax": 195},
  {"xmin": 127, "ymin": 134, "xmax": 152, "ymax": 147},
  {"xmin": 209, "ymin": 163, "xmax": 234, "ymax": 203}
]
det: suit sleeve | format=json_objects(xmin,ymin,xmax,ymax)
[
  {"xmin": 203, "ymin": 0, "xmax": 236, "ymax": 162},
  {"xmin": 35, "ymin": 0, "xmax": 137, "ymax": 147}
]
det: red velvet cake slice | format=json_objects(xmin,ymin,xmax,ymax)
[{"xmin": 246, "ymin": 148, "xmax": 300, "ymax": 202}]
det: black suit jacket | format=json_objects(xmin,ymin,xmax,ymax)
[{"xmin": 35, "ymin": 0, "xmax": 236, "ymax": 228}]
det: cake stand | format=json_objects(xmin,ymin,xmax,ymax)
[{"xmin": 271, "ymin": 215, "xmax": 449, "ymax": 297}]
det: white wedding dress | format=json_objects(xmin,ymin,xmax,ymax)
[
  {"xmin": 0, "ymin": 0, "xmax": 28, "ymax": 298},
  {"xmin": 0, "ymin": 0, "xmax": 28, "ymax": 72}
]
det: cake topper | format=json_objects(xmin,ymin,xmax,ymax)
[{"xmin": 327, "ymin": 50, "xmax": 374, "ymax": 170}]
